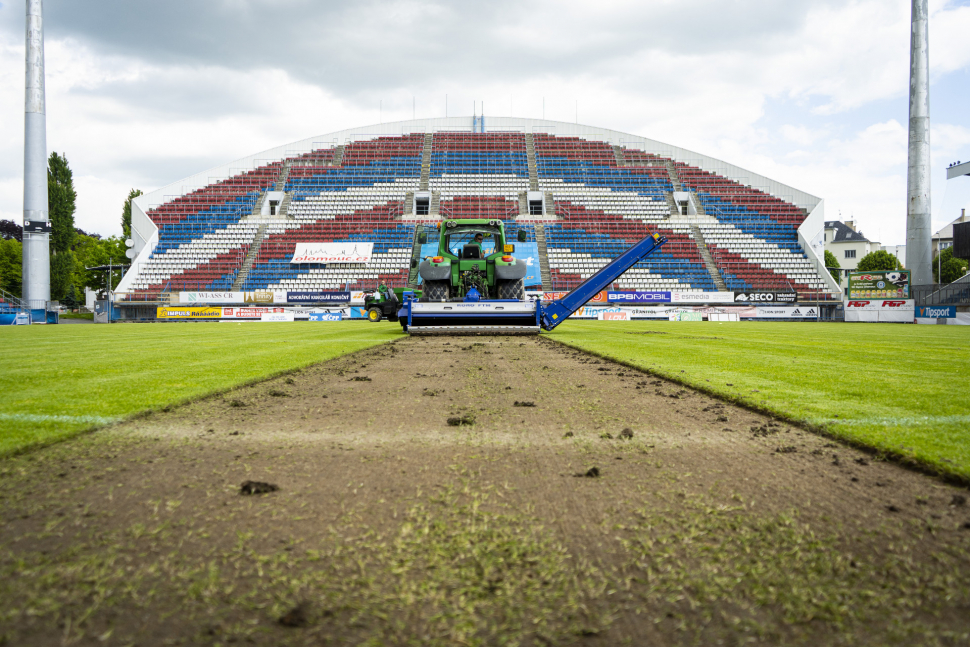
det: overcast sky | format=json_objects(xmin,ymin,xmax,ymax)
[{"xmin": 1, "ymin": 0, "xmax": 968, "ymax": 245}]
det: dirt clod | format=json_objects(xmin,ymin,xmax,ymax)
[
  {"xmin": 575, "ymin": 467, "xmax": 600, "ymax": 478},
  {"xmin": 855, "ymin": 457, "xmax": 869, "ymax": 466},
  {"xmin": 240, "ymin": 481, "xmax": 278, "ymax": 495},
  {"xmin": 951, "ymin": 495, "xmax": 967, "ymax": 507},
  {"xmin": 599, "ymin": 432, "xmax": 613, "ymax": 439},
  {"xmin": 563, "ymin": 432, "xmax": 574, "ymax": 438},
  {"xmin": 716, "ymin": 415, "xmax": 728, "ymax": 422},
  {"xmin": 775, "ymin": 446, "xmax": 797, "ymax": 454},
  {"xmin": 513, "ymin": 401, "xmax": 535, "ymax": 407},
  {"xmin": 268, "ymin": 390, "xmax": 289, "ymax": 397},
  {"xmin": 619, "ymin": 428, "xmax": 634, "ymax": 439},
  {"xmin": 446, "ymin": 415, "xmax": 475, "ymax": 427},
  {"xmin": 284, "ymin": 378, "xmax": 295, "ymax": 385},
  {"xmin": 351, "ymin": 376, "xmax": 372, "ymax": 382},
  {"xmin": 886, "ymin": 505, "xmax": 900, "ymax": 513},
  {"xmin": 278, "ymin": 603, "xmax": 307, "ymax": 627},
  {"xmin": 228, "ymin": 399, "xmax": 246, "ymax": 408}
]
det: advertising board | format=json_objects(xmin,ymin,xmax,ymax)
[
  {"xmin": 669, "ymin": 312, "xmax": 704, "ymax": 321},
  {"xmin": 286, "ymin": 291, "xmax": 350, "ymax": 304},
  {"xmin": 734, "ymin": 292, "xmax": 797, "ymax": 303},
  {"xmin": 291, "ymin": 242, "xmax": 374, "ymax": 264},
  {"xmin": 179, "ymin": 291, "xmax": 243, "ymax": 304},
  {"xmin": 598, "ymin": 311, "xmax": 630, "ymax": 321},
  {"xmin": 671, "ymin": 291, "xmax": 735, "ymax": 303},
  {"xmin": 916, "ymin": 305, "xmax": 956, "ymax": 318},
  {"xmin": 309, "ymin": 312, "xmax": 344, "ymax": 321},
  {"xmin": 844, "ymin": 299, "xmax": 914, "ymax": 323},
  {"xmin": 607, "ymin": 291, "xmax": 671, "ymax": 303},
  {"xmin": 542, "ymin": 291, "xmax": 608, "ymax": 303},
  {"xmin": 848, "ymin": 271, "xmax": 910, "ymax": 299},
  {"xmin": 754, "ymin": 306, "xmax": 819, "ymax": 319},
  {"xmin": 260, "ymin": 312, "xmax": 295, "ymax": 322},
  {"xmin": 221, "ymin": 307, "xmax": 286, "ymax": 318},
  {"xmin": 156, "ymin": 307, "xmax": 222, "ymax": 319}
]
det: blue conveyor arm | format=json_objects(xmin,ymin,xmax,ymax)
[{"xmin": 539, "ymin": 233, "xmax": 667, "ymax": 331}]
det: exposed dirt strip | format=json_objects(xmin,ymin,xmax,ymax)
[{"xmin": 1, "ymin": 336, "xmax": 969, "ymax": 646}]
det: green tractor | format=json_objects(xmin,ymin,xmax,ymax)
[
  {"xmin": 363, "ymin": 284, "xmax": 421, "ymax": 323},
  {"xmin": 414, "ymin": 219, "xmax": 528, "ymax": 301}
]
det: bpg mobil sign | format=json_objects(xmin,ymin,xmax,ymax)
[{"xmin": 608, "ymin": 291, "xmax": 670, "ymax": 303}]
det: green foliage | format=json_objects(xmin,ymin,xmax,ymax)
[
  {"xmin": 0, "ymin": 322, "xmax": 399, "ymax": 456},
  {"xmin": 121, "ymin": 188, "xmax": 143, "ymax": 240},
  {"xmin": 0, "ymin": 238, "xmax": 23, "ymax": 297},
  {"xmin": 47, "ymin": 152, "xmax": 76, "ymax": 254},
  {"xmin": 823, "ymin": 250, "xmax": 841, "ymax": 280},
  {"xmin": 856, "ymin": 250, "xmax": 900, "ymax": 271},
  {"xmin": 62, "ymin": 283, "xmax": 79, "ymax": 310},
  {"xmin": 49, "ymin": 248, "xmax": 75, "ymax": 301},
  {"xmin": 72, "ymin": 234, "xmax": 126, "ymax": 295},
  {"xmin": 551, "ymin": 320, "xmax": 970, "ymax": 481},
  {"xmin": 932, "ymin": 247, "xmax": 969, "ymax": 284}
]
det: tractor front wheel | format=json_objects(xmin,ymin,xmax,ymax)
[
  {"xmin": 423, "ymin": 281, "xmax": 450, "ymax": 302},
  {"xmin": 367, "ymin": 307, "xmax": 383, "ymax": 323},
  {"xmin": 498, "ymin": 279, "xmax": 525, "ymax": 301}
]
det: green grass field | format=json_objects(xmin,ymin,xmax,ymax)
[
  {"xmin": 0, "ymin": 322, "xmax": 397, "ymax": 456},
  {"xmin": 550, "ymin": 320, "xmax": 970, "ymax": 481},
  {"xmin": 3, "ymin": 320, "xmax": 969, "ymax": 482}
]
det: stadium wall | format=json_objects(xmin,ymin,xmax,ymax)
[{"xmin": 120, "ymin": 117, "xmax": 826, "ymax": 293}]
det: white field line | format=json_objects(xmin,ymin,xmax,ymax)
[{"xmin": 0, "ymin": 413, "xmax": 117, "ymax": 425}]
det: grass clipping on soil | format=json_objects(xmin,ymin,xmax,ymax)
[{"xmin": 0, "ymin": 485, "xmax": 611, "ymax": 646}]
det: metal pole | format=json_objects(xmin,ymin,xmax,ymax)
[
  {"xmin": 22, "ymin": 0, "xmax": 50, "ymax": 309},
  {"xmin": 906, "ymin": 0, "xmax": 932, "ymax": 286}
]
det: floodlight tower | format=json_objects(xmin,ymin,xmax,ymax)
[
  {"xmin": 22, "ymin": 0, "xmax": 50, "ymax": 308},
  {"xmin": 906, "ymin": 0, "xmax": 932, "ymax": 286}
]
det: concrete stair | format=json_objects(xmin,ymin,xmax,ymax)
[
  {"xmin": 690, "ymin": 224, "xmax": 728, "ymax": 292},
  {"xmin": 665, "ymin": 192, "xmax": 680, "ymax": 218},
  {"xmin": 665, "ymin": 160, "xmax": 683, "ymax": 191},
  {"xmin": 251, "ymin": 191, "xmax": 269, "ymax": 216},
  {"xmin": 331, "ymin": 145, "xmax": 344, "ymax": 166},
  {"xmin": 544, "ymin": 192, "xmax": 556, "ymax": 217},
  {"xmin": 525, "ymin": 133, "xmax": 539, "ymax": 190},
  {"xmin": 518, "ymin": 191, "xmax": 528, "ymax": 215},
  {"xmin": 419, "ymin": 133, "xmax": 433, "ymax": 191},
  {"xmin": 430, "ymin": 191, "xmax": 441, "ymax": 217},
  {"xmin": 612, "ymin": 145, "xmax": 627, "ymax": 167},
  {"xmin": 534, "ymin": 223, "xmax": 552, "ymax": 291},
  {"xmin": 403, "ymin": 191, "xmax": 414, "ymax": 217},
  {"xmin": 278, "ymin": 193, "xmax": 294, "ymax": 220},
  {"xmin": 276, "ymin": 161, "xmax": 292, "ymax": 191},
  {"xmin": 231, "ymin": 223, "xmax": 269, "ymax": 291}
]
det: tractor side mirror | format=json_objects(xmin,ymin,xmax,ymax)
[
  {"xmin": 411, "ymin": 259, "xmax": 418, "ymax": 268},
  {"xmin": 517, "ymin": 230, "xmax": 527, "ymax": 243},
  {"xmin": 418, "ymin": 233, "xmax": 428, "ymax": 244}
]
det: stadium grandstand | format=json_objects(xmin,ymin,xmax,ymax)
[{"xmin": 116, "ymin": 117, "xmax": 840, "ymax": 307}]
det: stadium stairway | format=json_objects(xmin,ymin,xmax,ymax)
[
  {"xmin": 690, "ymin": 224, "xmax": 729, "ymax": 291},
  {"xmin": 525, "ymin": 133, "xmax": 539, "ymax": 190},
  {"xmin": 534, "ymin": 223, "xmax": 552, "ymax": 290},
  {"xmin": 419, "ymin": 134, "xmax": 433, "ymax": 190},
  {"xmin": 231, "ymin": 223, "xmax": 270, "ymax": 291},
  {"xmin": 665, "ymin": 160, "xmax": 682, "ymax": 191}
]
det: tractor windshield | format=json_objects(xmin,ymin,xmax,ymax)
[{"xmin": 445, "ymin": 226, "xmax": 501, "ymax": 259}]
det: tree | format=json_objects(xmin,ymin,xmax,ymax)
[
  {"xmin": 932, "ymin": 247, "xmax": 970, "ymax": 284},
  {"xmin": 62, "ymin": 282, "xmax": 79, "ymax": 311},
  {"xmin": 0, "ymin": 219, "xmax": 23, "ymax": 242},
  {"xmin": 824, "ymin": 250, "xmax": 841, "ymax": 281},
  {"xmin": 48, "ymin": 152, "xmax": 76, "ymax": 253},
  {"xmin": 856, "ymin": 250, "xmax": 901, "ymax": 272},
  {"xmin": 48, "ymin": 152, "xmax": 77, "ymax": 300},
  {"xmin": 121, "ymin": 189, "xmax": 143, "ymax": 240},
  {"xmin": 0, "ymin": 238, "xmax": 22, "ymax": 297}
]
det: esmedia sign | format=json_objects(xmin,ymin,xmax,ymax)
[{"xmin": 607, "ymin": 291, "xmax": 671, "ymax": 303}]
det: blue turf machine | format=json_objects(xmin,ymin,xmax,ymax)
[{"xmin": 398, "ymin": 232, "xmax": 667, "ymax": 334}]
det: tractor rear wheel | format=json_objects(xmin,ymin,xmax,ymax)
[
  {"xmin": 367, "ymin": 307, "xmax": 383, "ymax": 323},
  {"xmin": 498, "ymin": 279, "xmax": 525, "ymax": 300},
  {"xmin": 423, "ymin": 281, "xmax": 450, "ymax": 301}
]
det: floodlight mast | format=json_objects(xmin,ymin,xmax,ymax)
[
  {"xmin": 22, "ymin": 0, "xmax": 50, "ymax": 306},
  {"xmin": 906, "ymin": 0, "xmax": 932, "ymax": 286}
]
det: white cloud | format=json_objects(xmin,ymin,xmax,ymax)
[{"xmin": 0, "ymin": 0, "xmax": 967, "ymax": 248}]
